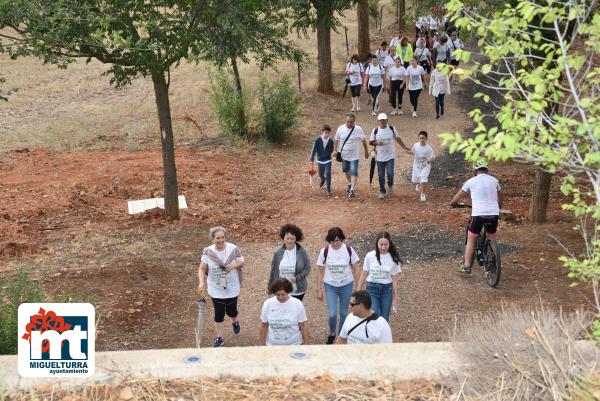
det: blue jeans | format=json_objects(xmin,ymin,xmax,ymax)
[
  {"xmin": 324, "ymin": 281, "xmax": 353, "ymax": 335},
  {"xmin": 366, "ymin": 282, "xmax": 393, "ymax": 322},
  {"xmin": 377, "ymin": 159, "xmax": 394, "ymax": 194},
  {"xmin": 435, "ymin": 93, "xmax": 445, "ymax": 116},
  {"xmin": 317, "ymin": 162, "xmax": 332, "ymax": 192},
  {"xmin": 341, "ymin": 159, "xmax": 359, "ymax": 177}
]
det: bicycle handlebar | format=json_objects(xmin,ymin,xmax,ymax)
[{"xmin": 451, "ymin": 203, "xmax": 472, "ymax": 209}]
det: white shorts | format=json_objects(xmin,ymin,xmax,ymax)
[{"xmin": 412, "ymin": 165, "xmax": 431, "ymax": 183}]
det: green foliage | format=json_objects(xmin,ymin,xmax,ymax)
[
  {"xmin": 286, "ymin": 0, "xmax": 354, "ymax": 35},
  {"xmin": 368, "ymin": 0, "xmax": 381, "ymax": 27},
  {"xmin": 441, "ymin": 0, "xmax": 600, "ymax": 341},
  {"xmin": 209, "ymin": 70, "xmax": 247, "ymax": 140},
  {"xmin": 0, "ymin": 267, "xmax": 44, "ymax": 355},
  {"xmin": 259, "ymin": 74, "xmax": 301, "ymax": 144}
]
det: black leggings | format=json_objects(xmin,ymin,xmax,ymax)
[
  {"xmin": 369, "ymin": 84, "xmax": 382, "ymax": 111},
  {"xmin": 389, "ymin": 80, "xmax": 404, "ymax": 108},
  {"xmin": 408, "ymin": 89, "xmax": 422, "ymax": 111},
  {"xmin": 212, "ymin": 296, "xmax": 238, "ymax": 323}
]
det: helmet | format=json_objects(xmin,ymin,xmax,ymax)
[{"xmin": 474, "ymin": 159, "xmax": 489, "ymax": 170}]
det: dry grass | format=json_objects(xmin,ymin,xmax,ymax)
[
  {"xmin": 1, "ymin": 376, "xmax": 454, "ymax": 401},
  {"xmin": 449, "ymin": 304, "xmax": 600, "ymax": 401}
]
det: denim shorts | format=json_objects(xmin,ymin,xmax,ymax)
[{"xmin": 341, "ymin": 159, "xmax": 359, "ymax": 177}]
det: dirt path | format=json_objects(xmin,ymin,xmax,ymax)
[{"xmin": 0, "ymin": 21, "xmax": 593, "ymax": 350}]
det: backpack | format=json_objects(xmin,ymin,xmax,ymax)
[{"xmin": 323, "ymin": 244, "xmax": 352, "ymax": 265}]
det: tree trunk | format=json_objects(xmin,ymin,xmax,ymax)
[
  {"xmin": 357, "ymin": 0, "xmax": 370, "ymax": 61},
  {"xmin": 316, "ymin": 8, "xmax": 334, "ymax": 94},
  {"xmin": 230, "ymin": 57, "xmax": 248, "ymax": 136},
  {"xmin": 398, "ymin": 0, "xmax": 406, "ymax": 32},
  {"xmin": 151, "ymin": 71, "xmax": 179, "ymax": 220},
  {"xmin": 528, "ymin": 168, "xmax": 552, "ymax": 223}
]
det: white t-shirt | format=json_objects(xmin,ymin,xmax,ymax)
[
  {"xmin": 388, "ymin": 65, "xmax": 406, "ymax": 81},
  {"xmin": 429, "ymin": 16, "xmax": 439, "ymax": 30},
  {"xmin": 200, "ymin": 242, "xmax": 244, "ymax": 299},
  {"xmin": 461, "ymin": 174, "xmax": 502, "ymax": 217},
  {"xmin": 412, "ymin": 143, "xmax": 434, "ymax": 168},
  {"xmin": 449, "ymin": 39, "xmax": 464, "ymax": 60},
  {"xmin": 416, "ymin": 16, "xmax": 427, "ymax": 29},
  {"xmin": 279, "ymin": 248, "xmax": 302, "ymax": 295},
  {"xmin": 365, "ymin": 64, "xmax": 385, "ymax": 87},
  {"xmin": 415, "ymin": 47, "xmax": 430, "ymax": 62},
  {"xmin": 260, "ymin": 296, "xmax": 307, "ymax": 346},
  {"xmin": 346, "ymin": 62, "xmax": 363, "ymax": 86},
  {"xmin": 335, "ymin": 124, "xmax": 366, "ymax": 162},
  {"xmin": 370, "ymin": 125, "xmax": 398, "ymax": 162},
  {"xmin": 317, "ymin": 245, "xmax": 359, "ymax": 287},
  {"xmin": 406, "ymin": 65, "xmax": 425, "ymax": 90},
  {"xmin": 375, "ymin": 48, "xmax": 389, "ymax": 66},
  {"xmin": 390, "ymin": 36, "xmax": 402, "ymax": 48},
  {"xmin": 339, "ymin": 313, "xmax": 393, "ymax": 344},
  {"xmin": 363, "ymin": 251, "xmax": 401, "ymax": 284},
  {"xmin": 384, "ymin": 54, "xmax": 397, "ymax": 72},
  {"xmin": 434, "ymin": 43, "xmax": 450, "ymax": 62}
]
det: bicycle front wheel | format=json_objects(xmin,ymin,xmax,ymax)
[{"xmin": 483, "ymin": 238, "xmax": 501, "ymax": 288}]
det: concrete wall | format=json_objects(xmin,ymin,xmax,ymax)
[{"xmin": 0, "ymin": 342, "xmax": 461, "ymax": 390}]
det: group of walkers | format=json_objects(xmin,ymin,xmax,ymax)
[
  {"xmin": 197, "ymin": 159, "xmax": 503, "ymax": 348},
  {"xmin": 310, "ymin": 112, "xmax": 434, "ymax": 201},
  {"xmin": 345, "ymin": 16, "xmax": 460, "ymax": 120}
]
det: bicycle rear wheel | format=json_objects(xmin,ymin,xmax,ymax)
[{"xmin": 483, "ymin": 238, "xmax": 501, "ymax": 287}]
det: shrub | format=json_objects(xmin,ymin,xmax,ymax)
[
  {"xmin": 258, "ymin": 74, "xmax": 301, "ymax": 144},
  {"xmin": 450, "ymin": 305, "xmax": 599, "ymax": 400},
  {"xmin": 0, "ymin": 266, "xmax": 44, "ymax": 355},
  {"xmin": 209, "ymin": 70, "xmax": 248, "ymax": 139}
]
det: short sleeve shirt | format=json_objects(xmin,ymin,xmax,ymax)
[
  {"xmin": 260, "ymin": 296, "xmax": 307, "ymax": 346},
  {"xmin": 363, "ymin": 251, "xmax": 401, "ymax": 284},
  {"xmin": 346, "ymin": 62, "xmax": 363, "ymax": 86},
  {"xmin": 406, "ymin": 65, "xmax": 425, "ymax": 90},
  {"xmin": 365, "ymin": 64, "xmax": 385, "ymax": 87},
  {"xmin": 316, "ymin": 245, "xmax": 359, "ymax": 287},
  {"xmin": 339, "ymin": 313, "xmax": 393, "ymax": 344},
  {"xmin": 335, "ymin": 124, "xmax": 366, "ymax": 161},
  {"xmin": 200, "ymin": 242, "xmax": 244, "ymax": 299},
  {"xmin": 461, "ymin": 174, "xmax": 502, "ymax": 217},
  {"xmin": 370, "ymin": 125, "xmax": 398, "ymax": 162}
]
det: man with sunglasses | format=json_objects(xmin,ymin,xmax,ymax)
[{"xmin": 336, "ymin": 290, "xmax": 392, "ymax": 344}]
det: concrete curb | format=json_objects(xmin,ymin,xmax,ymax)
[{"xmin": 0, "ymin": 342, "xmax": 461, "ymax": 390}]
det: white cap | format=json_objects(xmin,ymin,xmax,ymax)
[{"xmin": 377, "ymin": 113, "xmax": 388, "ymax": 120}]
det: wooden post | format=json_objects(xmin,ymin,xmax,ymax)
[
  {"xmin": 380, "ymin": 6, "xmax": 384, "ymax": 31},
  {"xmin": 297, "ymin": 61, "xmax": 301, "ymax": 91},
  {"xmin": 344, "ymin": 26, "xmax": 349, "ymax": 55}
]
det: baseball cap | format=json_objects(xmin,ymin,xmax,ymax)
[{"xmin": 377, "ymin": 113, "xmax": 388, "ymax": 120}]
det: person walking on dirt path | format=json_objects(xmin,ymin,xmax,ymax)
[
  {"xmin": 390, "ymin": 29, "xmax": 404, "ymax": 49},
  {"xmin": 407, "ymin": 131, "xmax": 434, "ymax": 202},
  {"xmin": 450, "ymin": 160, "xmax": 503, "ymax": 274},
  {"xmin": 396, "ymin": 37, "xmax": 413, "ymax": 68},
  {"xmin": 334, "ymin": 113, "xmax": 368, "ymax": 199},
  {"xmin": 364, "ymin": 55, "xmax": 386, "ymax": 116},
  {"xmin": 259, "ymin": 278, "xmax": 309, "ymax": 346},
  {"xmin": 405, "ymin": 57, "xmax": 426, "ymax": 118},
  {"xmin": 432, "ymin": 35, "xmax": 451, "ymax": 69},
  {"xmin": 336, "ymin": 290, "xmax": 392, "ymax": 344},
  {"xmin": 309, "ymin": 125, "xmax": 334, "ymax": 196},
  {"xmin": 387, "ymin": 57, "xmax": 406, "ymax": 115},
  {"xmin": 345, "ymin": 54, "xmax": 364, "ymax": 112},
  {"xmin": 415, "ymin": 38, "xmax": 432, "ymax": 75},
  {"xmin": 429, "ymin": 63, "xmax": 451, "ymax": 119},
  {"xmin": 375, "ymin": 41, "xmax": 390, "ymax": 67},
  {"xmin": 369, "ymin": 113, "xmax": 410, "ymax": 199},
  {"xmin": 383, "ymin": 46, "xmax": 398, "ymax": 77},
  {"xmin": 356, "ymin": 232, "xmax": 401, "ymax": 322},
  {"xmin": 316, "ymin": 227, "xmax": 360, "ymax": 344},
  {"xmin": 268, "ymin": 224, "xmax": 312, "ymax": 302},
  {"xmin": 198, "ymin": 226, "xmax": 245, "ymax": 348}
]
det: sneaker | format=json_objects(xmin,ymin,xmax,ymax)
[
  {"xmin": 232, "ymin": 321, "xmax": 240, "ymax": 335},
  {"xmin": 348, "ymin": 189, "xmax": 356, "ymax": 198},
  {"xmin": 372, "ymin": 111, "xmax": 377, "ymax": 116},
  {"xmin": 346, "ymin": 184, "xmax": 351, "ymax": 193},
  {"xmin": 379, "ymin": 192, "xmax": 385, "ymax": 199},
  {"xmin": 390, "ymin": 109, "xmax": 397, "ymax": 116},
  {"xmin": 412, "ymin": 111, "xmax": 417, "ymax": 118},
  {"xmin": 420, "ymin": 193, "xmax": 426, "ymax": 202},
  {"xmin": 436, "ymin": 115, "xmax": 440, "ymax": 119},
  {"xmin": 326, "ymin": 335, "xmax": 336, "ymax": 344},
  {"xmin": 212, "ymin": 336, "xmax": 225, "ymax": 347},
  {"xmin": 457, "ymin": 265, "xmax": 472, "ymax": 274},
  {"xmin": 415, "ymin": 184, "xmax": 420, "ymax": 192},
  {"xmin": 356, "ymin": 105, "xmax": 361, "ymax": 111},
  {"xmin": 319, "ymin": 179, "xmax": 325, "ymax": 188},
  {"xmin": 398, "ymin": 109, "xmax": 403, "ymax": 115},
  {"xmin": 387, "ymin": 186, "xmax": 393, "ymax": 196},
  {"xmin": 351, "ymin": 108, "xmax": 356, "ymax": 112},
  {"xmin": 326, "ymin": 191, "xmax": 332, "ymax": 197}
]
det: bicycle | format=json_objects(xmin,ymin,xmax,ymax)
[{"xmin": 452, "ymin": 203, "xmax": 502, "ymax": 288}]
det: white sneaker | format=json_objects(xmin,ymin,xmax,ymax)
[
  {"xmin": 351, "ymin": 108, "xmax": 356, "ymax": 112},
  {"xmin": 415, "ymin": 184, "xmax": 420, "ymax": 192},
  {"xmin": 420, "ymin": 193, "xmax": 426, "ymax": 202},
  {"xmin": 379, "ymin": 192, "xmax": 385, "ymax": 200},
  {"xmin": 390, "ymin": 110, "xmax": 397, "ymax": 116},
  {"xmin": 387, "ymin": 186, "xmax": 393, "ymax": 196},
  {"xmin": 398, "ymin": 109, "xmax": 403, "ymax": 115},
  {"xmin": 372, "ymin": 111, "xmax": 377, "ymax": 116},
  {"xmin": 357, "ymin": 105, "xmax": 361, "ymax": 111},
  {"xmin": 412, "ymin": 111, "xmax": 417, "ymax": 118}
]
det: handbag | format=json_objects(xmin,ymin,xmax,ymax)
[{"xmin": 336, "ymin": 126, "xmax": 355, "ymax": 162}]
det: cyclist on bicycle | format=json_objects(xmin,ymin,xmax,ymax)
[{"xmin": 450, "ymin": 160, "xmax": 503, "ymax": 274}]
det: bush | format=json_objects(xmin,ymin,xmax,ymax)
[
  {"xmin": 0, "ymin": 266, "xmax": 44, "ymax": 355},
  {"xmin": 258, "ymin": 74, "xmax": 301, "ymax": 144},
  {"xmin": 450, "ymin": 305, "xmax": 599, "ymax": 401},
  {"xmin": 209, "ymin": 70, "xmax": 248, "ymax": 139}
]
